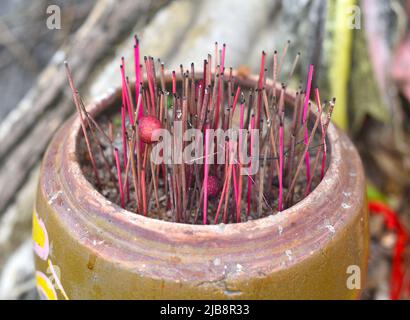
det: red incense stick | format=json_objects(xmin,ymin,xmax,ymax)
[
  {"xmin": 203, "ymin": 126, "xmax": 211, "ymax": 224},
  {"xmin": 114, "ymin": 148, "xmax": 125, "ymax": 208},
  {"xmin": 247, "ymin": 115, "xmax": 256, "ymax": 216},
  {"xmin": 302, "ymin": 64, "xmax": 314, "ymax": 182}
]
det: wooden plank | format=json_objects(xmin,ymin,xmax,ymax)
[{"xmin": 0, "ymin": 0, "xmax": 168, "ymax": 213}]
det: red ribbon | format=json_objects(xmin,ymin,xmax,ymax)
[{"xmin": 368, "ymin": 201, "xmax": 409, "ymax": 300}]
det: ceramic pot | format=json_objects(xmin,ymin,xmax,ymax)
[{"xmin": 33, "ymin": 73, "xmax": 369, "ymax": 299}]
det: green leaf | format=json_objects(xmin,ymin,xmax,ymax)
[{"xmin": 367, "ymin": 184, "xmax": 387, "ymax": 203}]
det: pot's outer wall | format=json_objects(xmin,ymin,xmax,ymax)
[{"xmin": 33, "ymin": 78, "xmax": 369, "ymax": 300}]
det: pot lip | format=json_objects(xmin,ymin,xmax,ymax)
[{"xmin": 44, "ymin": 71, "xmax": 363, "ymax": 240}]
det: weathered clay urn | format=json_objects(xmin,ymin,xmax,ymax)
[{"xmin": 33, "ymin": 73, "xmax": 369, "ymax": 299}]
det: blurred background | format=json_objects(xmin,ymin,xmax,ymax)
[{"xmin": 0, "ymin": 0, "xmax": 409, "ymax": 299}]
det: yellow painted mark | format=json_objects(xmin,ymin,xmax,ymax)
[{"xmin": 36, "ymin": 271, "xmax": 58, "ymax": 300}]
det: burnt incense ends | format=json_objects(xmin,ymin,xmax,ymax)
[
  {"xmin": 138, "ymin": 115, "xmax": 162, "ymax": 144},
  {"xmin": 66, "ymin": 37, "xmax": 336, "ymax": 225}
]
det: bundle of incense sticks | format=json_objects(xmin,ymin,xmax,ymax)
[{"xmin": 65, "ymin": 37, "xmax": 335, "ymax": 225}]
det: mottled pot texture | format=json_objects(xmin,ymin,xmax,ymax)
[{"xmin": 33, "ymin": 74, "xmax": 369, "ymax": 300}]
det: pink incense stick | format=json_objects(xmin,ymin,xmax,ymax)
[
  {"xmin": 239, "ymin": 99, "xmax": 245, "ymax": 165},
  {"xmin": 144, "ymin": 57, "xmax": 156, "ymax": 115},
  {"xmin": 232, "ymin": 164, "xmax": 239, "ymax": 205},
  {"xmin": 256, "ymin": 51, "xmax": 266, "ymax": 127},
  {"xmin": 120, "ymin": 58, "xmax": 135, "ymax": 125},
  {"xmin": 213, "ymin": 177, "xmax": 227, "ymax": 224},
  {"xmin": 134, "ymin": 36, "xmax": 140, "ymax": 100},
  {"xmin": 114, "ymin": 148, "xmax": 125, "ymax": 208},
  {"xmin": 214, "ymin": 160, "xmax": 229, "ymax": 224},
  {"xmin": 302, "ymin": 64, "xmax": 314, "ymax": 182},
  {"xmin": 272, "ymin": 51, "xmax": 278, "ymax": 96},
  {"xmin": 247, "ymin": 116, "xmax": 255, "ymax": 216},
  {"xmin": 278, "ymin": 87, "xmax": 286, "ymax": 211},
  {"xmin": 141, "ymin": 169, "xmax": 147, "ymax": 216},
  {"xmin": 236, "ymin": 99, "xmax": 245, "ymax": 221},
  {"xmin": 214, "ymin": 141, "xmax": 234, "ymax": 224},
  {"xmin": 214, "ymin": 42, "xmax": 219, "ymax": 72},
  {"xmin": 278, "ymin": 121, "xmax": 284, "ymax": 211},
  {"xmin": 231, "ymin": 86, "xmax": 241, "ymax": 113},
  {"xmin": 203, "ymin": 127, "xmax": 211, "ymax": 224},
  {"xmin": 315, "ymin": 88, "xmax": 327, "ymax": 180},
  {"xmin": 221, "ymin": 43, "xmax": 226, "ymax": 75},
  {"xmin": 320, "ymin": 143, "xmax": 327, "ymax": 179},
  {"xmin": 172, "ymin": 71, "xmax": 176, "ymax": 95},
  {"xmin": 202, "ymin": 60, "xmax": 207, "ymax": 98},
  {"xmin": 215, "ymin": 69, "xmax": 223, "ymax": 129},
  {"xmin": 121, "ymin": 106, "xmax": 130, "ymax": 201},
  {"xmin": 134, "ymin": 36, "xmax": 143, "ymax": 122},
  {"xmin": 258, "ymin": 51, "xmax": 266, "ymax": 89}
]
